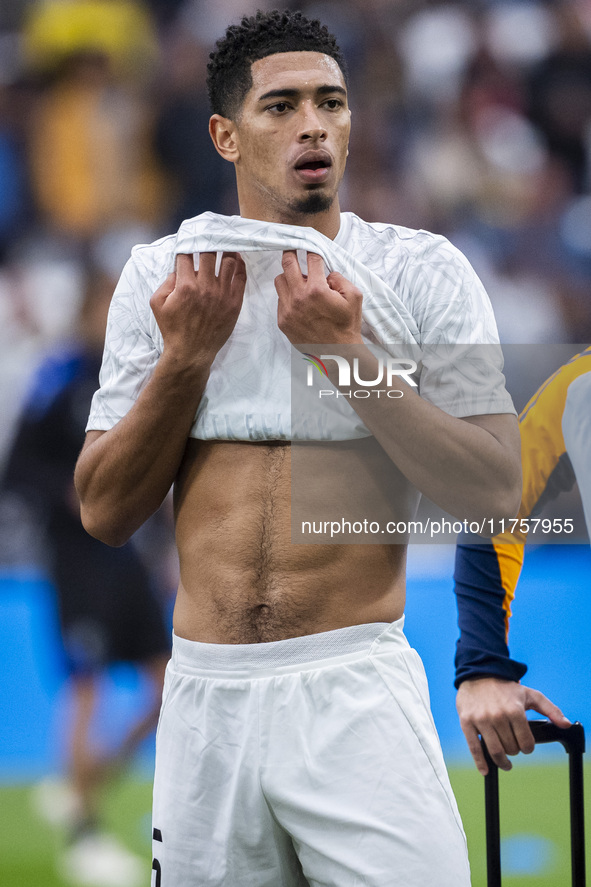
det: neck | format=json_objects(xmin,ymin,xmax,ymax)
[{"xmin": 236, "ymin": 185, "xmax": 342, "ymax": 240}]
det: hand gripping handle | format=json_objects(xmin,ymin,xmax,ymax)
[{"xmin": 482, "ymin": 719, "xmax": 586, "ymax": 887}]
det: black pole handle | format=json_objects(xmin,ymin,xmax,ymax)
[
  {"xmin": 482, "ymin": 719, "xmax": 586, "ymax": 887},
  {"xmin": 528, "ymin": 719, "xmax": 585, "ymax": 755}
]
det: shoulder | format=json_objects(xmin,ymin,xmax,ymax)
[
  {"xmin": 129, "ymin": 231, "xmax": 178, "ymax": 291},
  {"xmin": 340, "ymin": 212, "xmax": 480, "ymax": 286},
  {"xmin": 338, "ymin": 212, "xmax": 449, "ymax": 257},
  {"xmin": 340, "ymin": 213, "xmax": 498, "ymax": 343},
  {"xmin": 338, "ymin": 212, "xmax": 457, "ymax": 251},
  {"xmin": 522, "ymin": 348, "xmax": 591, "ymax": 423},
  {"xmin": 130, "ymin": 210, "xmax": 228, "ymax": 283}
]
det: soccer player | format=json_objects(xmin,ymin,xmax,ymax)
[
  {"xmin": 74, "ymin": 11, "xmax": 521, "ymax": 886},
  {"xmin": 455, "ymin": 348, "xmax": 591, "ymax": 775}
]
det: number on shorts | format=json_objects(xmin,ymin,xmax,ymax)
[{"xmin": 152, "ymin": 827, "xmax": 162, "ymax": 887}]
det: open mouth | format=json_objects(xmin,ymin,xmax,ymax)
[
  {"xmin": 294, "ymin": 154, "xmax": 332, "ymax": 182},
  {"xmin": 296, "ymin": 160, "xmax": 331, "ymax": 171}
]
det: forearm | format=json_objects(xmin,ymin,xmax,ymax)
[
  {"xmin": 326, "ymin": 346, "xmax": 521, "ymax": 522},
  {"xmin": 454, "ymin": 541, "xmax": 527, "ymax": 687},
  {"xmin": 75, "ymin": 353, "xmax": 209, "ymax": 546},
  {"xmin": 364, "ymin": 392, "xmax": 518, "ymax": 521}
]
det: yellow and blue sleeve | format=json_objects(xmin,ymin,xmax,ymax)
[{"xmin": 454, "ymin": 348, "xmax": 591, "ymax": 687}]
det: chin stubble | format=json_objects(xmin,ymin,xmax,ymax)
[{"xmin": 288, "ymin": 191, "xmax": 334, "ymax": 216}]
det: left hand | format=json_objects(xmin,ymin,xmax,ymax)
[
  {"xmin": 456, "ymin": 676, "xmax": 571, "ymax": 775},
  {"xmin": 275, "ymin": 250, "xmax": 363, "ymax": 345}
]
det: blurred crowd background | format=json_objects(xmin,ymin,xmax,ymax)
[{"xmin": 0, "ymin": 0, "xmax": 590, "ymax": 479}]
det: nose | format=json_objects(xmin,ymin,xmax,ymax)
[{"xmin": 297, "ymin": 101, "xmax": 327, "ymax": 142}]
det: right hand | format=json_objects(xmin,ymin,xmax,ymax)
[
  {"xmin": 150, "ymin": 252, "xmax": 247, "ymax": 368},
  {"xmin": 456, "ymin": 677, "xmax": 571, "ymax": 775}
]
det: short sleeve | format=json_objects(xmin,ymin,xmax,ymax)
[
  {"xmin": 410, "ymin": 238, "xmax": 516, "ymax": 418},
  {"xmin": 86, "ymin": 257, "xmax": 160, "ymax": 431}
]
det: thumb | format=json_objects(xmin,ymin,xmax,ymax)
[
  {"xmin": 327, "ymin": 270, "xmax": 352, "ymax": 295},
  {"xmin": 524, "ymin": 687, "xmax": 571, "ymax": 727},
  {"xmin": 150, "ymin": 272, "xmax": 177, "ymax": 309}
]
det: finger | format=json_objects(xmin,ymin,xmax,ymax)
[
  {"xmin": 175, "ymin": 253, "xmax": 196, "ymax": 283},
  {"xmin": 462, "ymin": 722, "xmax": 490, "ymax": 775},
  {"xmin": 306, "ymin": 252, "xmax": 326, "ymax": 283},
  {"xmin": 150, "ymin": 272, "xmax": 176, "ymax": 309},
  {"xmin": 197, "ymin": 252, "xmax": 217, "ymax": 281},
  {"xmin": 482, "ymin": 726, "xmax": 513, "ymax": 771},
  {"xmin": 327, "ymin": 270, "xmax": 362, "ymax": 302},
  {"xmin": 492, "ymin": 719, "xmax": 521, "ymax": 757},
  {"xmin": 524, "ymin": 687, "xmax": 571, "ymax": 727},
  {"xmin": 511, "ymin": 714, "xmax": 536, "ymax": 756},
  {"xmin": 274, "ymin": 272, "xmax": 290, "ymax": 303},
  {"xmin": 326, "ymin": 270, "xmax": 348, "ymax": 292},
  {"xmin": 231, "ymin": 253, "xmax": 247, "ymax": 299},
  {"xmin": 281, "ymin": 250, "xmax": 304, "ymax": 285},
  {"xmin": 218, "ymin": 251, "xmax": 238, "ymax": 293}
]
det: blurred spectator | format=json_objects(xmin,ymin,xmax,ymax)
[
  {"xmin": 0, "ymin": 1, "xmax": 30, "ymax": 31},
  {"xmin": 175, "ymin": 0, "xmax": 276, "ymax": 46},
  {"xmin": 23, "ymin": 0, "xmax": 159, "ymax": 83},
  {"xmin": 527, "ymin": 1, "xmax": 591, "ymax": 192},
  {"xmin": 0, "ymin": 80, "xmax": 33, "ymax": 261},
  {"xmin": 27, "ymin": 48, "xmax": 168, "ymax": 242},
  {"xmin": 153, "ymin": 30, "xmax": 235, "ymax": 227},
  {"xmin": 1, "ymin": 267, "xmax": 171, "ymax": 887},
  {"xmin": 23, "ymin": 0, "xmax": 168, "ymax": 243},
  {"xmin": 0, "ymin": 245, "xmax": 86, "ymax": 480}
]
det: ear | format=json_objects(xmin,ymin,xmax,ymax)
[{"xmin": 209, "ymin": 114, "xmax": 240, "ymax": 163}]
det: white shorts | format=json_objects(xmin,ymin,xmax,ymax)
[{"xmin": 151, "ymin": 618, "xmax": 471, "ymax": 886}]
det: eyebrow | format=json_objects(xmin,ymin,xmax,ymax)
[{"xmin": 257, "ymin": 84, "xmax": 347, "ymax": 102}]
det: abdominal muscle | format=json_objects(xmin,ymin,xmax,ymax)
[{"xmin": 172, "ymin": 439, "xmax": 413, "ymax": 644}]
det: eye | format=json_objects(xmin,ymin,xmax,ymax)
[
  {"xmin": 323, "ymin": 99, "xmax": 343, "ymax": 110},
  {"xmin": 268, "ymin": 101, "xmax": 291, "ymax": 114}
]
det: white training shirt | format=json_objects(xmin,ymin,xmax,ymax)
[{"xmin": 86, "ymin": 211, "xmax": 515, "ymax": 441}]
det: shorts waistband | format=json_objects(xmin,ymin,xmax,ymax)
[{"xmin": 171, "ymin": 617, "xmax": 407, "ymax": 677}]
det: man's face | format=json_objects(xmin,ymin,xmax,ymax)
[{"xmin": 231, "ymin": 51, "xmax": 351, "ymax": 222}]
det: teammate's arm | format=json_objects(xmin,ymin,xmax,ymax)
[
  {"xmin": 453, "ymin": 540, "xmax": 569, "ymax": 774},
  {"xmin": 275, "ymin": 251, "xmax": 521, "ymax": 522},
  {"xmin": 454, "ymin": 359, "xmax": 588, "ymax": 773},
  {"xmin": 75, "ymin": 252, "xmax": 246, "ymax": 546}
]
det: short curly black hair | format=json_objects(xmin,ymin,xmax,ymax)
[{"xmin": 207, "ymin": 9, "xmax": 348, "ymax": 119}]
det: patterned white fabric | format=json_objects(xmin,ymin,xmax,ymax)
[{"xmin": 87, "ymin": 211, "xmax": 515, "ymax": 440}]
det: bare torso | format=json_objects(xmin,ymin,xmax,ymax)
[{"xmin": 173, "ymin": 438, "xmax": 419, "ymax": 643}]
